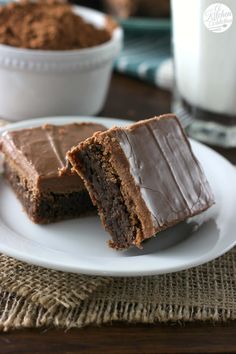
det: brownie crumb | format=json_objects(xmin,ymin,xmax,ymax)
[
  {"xmin": 0, "ymin": 0, "xmax": 111, "ymax": 50},
  {"xmin": 0, "ymin": 122, "xmax": 107, "ymax": 224},
  {"xmin": 68, "ymin": 114, "xmax": 215, "ymax": 250}
]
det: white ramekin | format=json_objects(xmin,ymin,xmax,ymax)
[{"xmin": 0, "ymin": 5, "xmax": 123, "ymax": 121}]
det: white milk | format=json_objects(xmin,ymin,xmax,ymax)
[{"xmin": 172, "ymin": 0, "xmax": 236, "ymax": 116}]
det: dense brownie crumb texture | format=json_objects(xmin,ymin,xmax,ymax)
[
  {"xmin": 68, "ymin": 115, "xmax": 215, "ymax": 250},
  {"xmin": 0, "ymin": 0, "xmax": 111, "ymax": 50},
  {"xmin": 0, "ymin": 122, "xmax": 106, "ymax": 223}
]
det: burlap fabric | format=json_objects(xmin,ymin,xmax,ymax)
[
  {"xmin": 0, "ymin": 119, "xmax": 235, "ymax": 330},
  {"xmin": 0, "ymin": 247, "xmax": 235, "ymax": 331}
]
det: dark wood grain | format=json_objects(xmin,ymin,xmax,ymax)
[
  {"xmin": 1, "ymin": 73, "xmax": 235, "ymax": 354},
  {"xmin": 101, "ymin": 74, "xmax": 171, "ymax": 121},
  {"xmin": 1, "ymin": 323, "xmax": 236, "ymax": 354}
]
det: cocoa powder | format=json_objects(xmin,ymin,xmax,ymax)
[{"xmin": 0, "ymin": 1, "xmax": 111, "ymax": 50}]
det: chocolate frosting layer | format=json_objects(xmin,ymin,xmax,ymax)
[
  {"xmin": 1, "ymin": 122, "xmax": 106, "ymax": 193},
  {"xmin": 116, "ymin": 115, "xmax": 214, "ymax": 228}
]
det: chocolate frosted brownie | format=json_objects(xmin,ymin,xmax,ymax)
[
  {"xmin": 68, "ymin": 115, "xmax": 214, "ymax": 250},
  {"xmin": 0, "ymin": 122, "xmax": 106, "ymax": 223}
]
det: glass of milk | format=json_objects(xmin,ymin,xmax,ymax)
[{"xmin": 172, "ymin": 0, "xmax": 236, "ymax": 147}]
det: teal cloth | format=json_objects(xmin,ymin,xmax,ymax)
[{"xmin": 114, "ymin": 20, "xmax": 173, "ymax": 90}]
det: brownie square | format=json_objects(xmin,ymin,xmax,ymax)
[
  {"xmin": 67, "ymin": 114, "xmax": 214, "ymax": 249},
  {"xmin": 0, "ymin": 122, "xmax": 106, "ymax": 223}
]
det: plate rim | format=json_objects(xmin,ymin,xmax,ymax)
[{"xmin": 0, "ymin": 115, "xmax": 236, "ymax": 276}]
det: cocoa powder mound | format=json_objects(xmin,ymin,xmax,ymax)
[{"xmin": 0, "ymin": 0, "xmax": 111, "ymax": 50}]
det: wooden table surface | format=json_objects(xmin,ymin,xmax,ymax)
[{"xmin": 1, "ymin": 74, "xmax": 236, "ymax": 354}]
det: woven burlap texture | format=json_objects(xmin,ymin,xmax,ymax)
[
  {"xmin": 0, "ymin": 247, "xmax": 235, "ymax": 331},
  {"xmin": 0, "ymin": 255, "xmax": 109, "ymax": 309}
]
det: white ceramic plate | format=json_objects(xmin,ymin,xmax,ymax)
[{"xmin": 0, "ymin": 116, "xmax": 236, "ymax": 276}]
